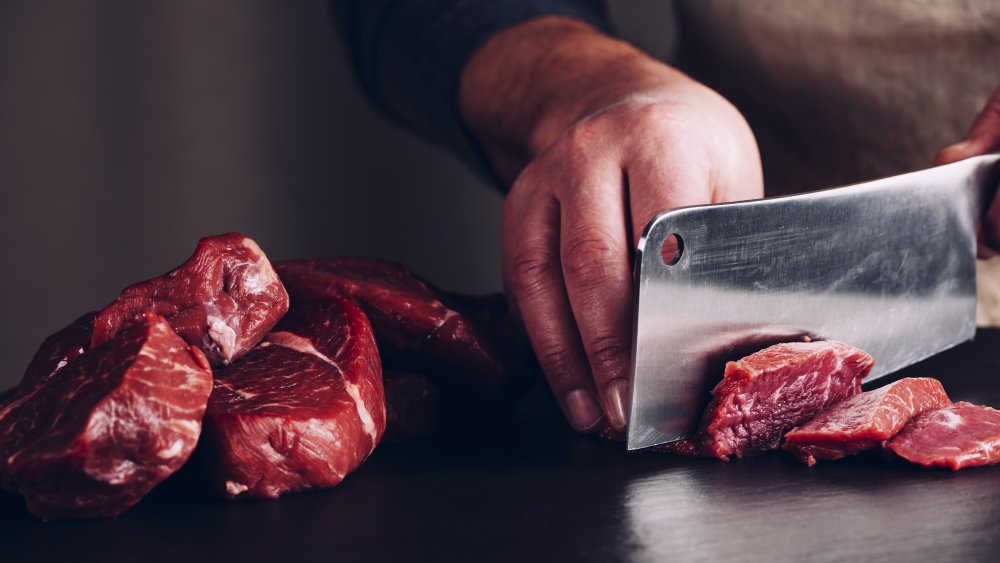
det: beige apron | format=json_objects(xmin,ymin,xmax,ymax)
[{"xmin": 613, "ymin": 0, "xmax": 1000, "ymax": 325}]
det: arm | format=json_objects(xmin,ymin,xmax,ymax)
[
  {"xmin": 460, "ymin": 17, "xmax": 762, "ymax": 433},
  {"xmin": 336, "ymin": 0, "xmax": 611, "ymax": 185}
]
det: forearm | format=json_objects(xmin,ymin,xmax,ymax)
[{"xmin": 458, "ymin": 16, "xmax": 690, "ymax": 183}]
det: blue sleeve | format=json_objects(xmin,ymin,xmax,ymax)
[{"xmin": 336, "ymin": 0, "xmax": 612, "ymax": 189}]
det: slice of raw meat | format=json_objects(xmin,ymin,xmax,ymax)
[
  {"xmin": 886, "ymin": 402, "xmax": 1000, "ymax": 470},
  {"xmin": 275, "ymin": 258, "xmax": 533, "ymax": 410},
  {"xmin": 665, "ymin": 341, "xmax": 874, "ymax": 460},
  {"xmin": 783, "ymin": 378, "xmax": 951, "ymax": 466},
  {"xmin": 92, "ymin": 233, "xmax": 289, "ymax": 366},
  {"xmin": 202, "ymin": 298, "xmax": 385, "ymax": 499},
  {"xmin": 0, "ymin": 315, "xmax": 212, "ymax": 519}
]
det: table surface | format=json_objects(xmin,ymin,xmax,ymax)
[{"xmin": 3, "ymin": 330, "xmax": 1000, "ymax": 563}]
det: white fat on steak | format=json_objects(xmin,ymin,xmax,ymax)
[
  {"xmin": 265, "ymin": 331, "xmax": 379, "ymax": 446},
  {"xmin": 204, "ymin": 302, "xmax": 239, "ymax": 364},
  {"xmin": 240, "ymin": 238, "xmax": 282, "ymax": 295}
]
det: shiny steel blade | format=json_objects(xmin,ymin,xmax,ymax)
[{"xmin": 627, "ymin": 155, "xmax": 1000, "ymax": 451}]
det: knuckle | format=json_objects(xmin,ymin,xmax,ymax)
[
  {"xmin": 985, "ymin": 93, "xmax": 1000, "ymax": 119},
  {"xmin": 508, "ymin": 251, "xmax": 559, "ymax": 296},
  {"xmin": 562, "ymin": 231, "xmax": 619, "ymax": 284},
  {"xmin": 538, "ymin": 343, "xmax": 576, "ymax": 384},
  {"xmin": 507, "ymin": 162, "xmax": 544, "ymax": 201},
  {"xmin": 630, "ymin": 101, "xmax": 686, "ymax": 133},
  {"xmin": 557, "ymin": 120, "xmax": 604, "ymax": 163},
  {"xmin": 586, "ymin": 333, "xmax": 630, "ymax": 380}
]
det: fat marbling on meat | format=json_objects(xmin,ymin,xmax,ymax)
[
  {"xmin": 0, "ymin": 315, "xmax": 212, "ymax": 519},
  {"xmin": 886, "ymin": 402, "xmax": 1000, "ymax": 470},
  {"xmin": 664, "ymin": 341, "xmax": 874, "ymax": 460},
  {"xmin": 92, "ymin": 232, "xmax": 289, "ymax": 366},
  {"xmin": 274, "ymin": 258, "xmax": 534, "ymax": 413},
  {"xmin": 783, "ymin": 377, "xmax": 951, "ymax": 466},
  {"xmin": 202, "ymin": 298, "xmax": 385, "ymax": 499}
]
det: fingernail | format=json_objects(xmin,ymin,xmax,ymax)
[
  {"xmin": 564, "ymin": 389, "xmax": 603, "ymax": 431},
  {"xmin": 944, "ymin": 140, "xmax": 975, "ymax": 158},
  {"xmin": 605, "ymin": 379, "xmax": 630, "ymax": 431}
]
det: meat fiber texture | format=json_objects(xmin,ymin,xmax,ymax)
[
  {"xmin": 0, "ymin": 315, "xmax": 212, "ymax": 519},
  {"xmin": 665, "ymin": 341, "xmax": 874, "ymax": 460},
  {"xmin": 783, "ymin": 378, "xmax": 951, "ymax": 466},
  {"xmin": 93, "ymin": 233, "xmax": 289, "ymax": 367},
  {"xmin": 202, "ymin": 298, "xmax": 385, "ymax": 499},
  {"xmin": 275, "ymin": 258, "xmax": 534, "ymax": 411},
  {"xmin": 886, "ymin": 402, "xmax": 1000, "ymax": 470}
]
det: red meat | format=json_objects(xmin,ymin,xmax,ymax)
[
  {"xmin": 665, "ymin": 341, "xmax": 874, "ymax": 460},
  {"xmin": 783, "ymin": 377, "xmax": 951, "ymax": 465},
  {"xmin": 275, "ymin": 258, "xmax": 534, "ymax": 410},
  {"xmin": 202, "ymin": 299, "xmax": 385, "ymax": 499},
  {"xmin": 93, "ymin": 233, "xmax": 289, "ymax": 366},
  {"xmin": 886, "ymin": 402, "xmax": 1000, "ymax": 470},
  {"xmin": 0, "ymin": 315, "xmax": 212, "ymax": 519}
]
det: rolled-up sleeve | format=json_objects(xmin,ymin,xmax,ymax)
[{"xmin": 336, "ymin": 0, "xmax": 611, "ymax": 188}]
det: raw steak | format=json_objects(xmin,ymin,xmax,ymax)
[
  {"xmin": 93, "ymin": 233, "xmax": 289, "ymax": 366},
  {"xmin": 275, "ymin": 258, "xmax": 533, "ymax": 409},
  {"xmin": 202, "ymin": 298, "xmax": 385, "ymax": 499},
  {"xmin": 886, "ymin": 402, "xmax": 1000, "ymax": 470},
  {"xmin": 783, "ymin": 378, "xmax": 951, "ymax": 466},
  {"xmin": 665, "ymin": 341, "xmax": 874, "ymax": 460},
  {"xmin": 0, "ymin": 315, "xmax": 212, "ymax": 519}
]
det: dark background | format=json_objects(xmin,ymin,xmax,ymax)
[{"xmin": 0, "ymin": 1, "xmax": 674, "ymax": 390}]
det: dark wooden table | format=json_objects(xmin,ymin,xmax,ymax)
[{"xmin": 3, "ymin": 330, "xmax": 999, "ymax": 563}]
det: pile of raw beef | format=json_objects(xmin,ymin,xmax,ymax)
[
  {"xmin": 2, "ymin": 233, "xmax": 999, "ymax": 521},
  {"xmin": 0, "ymin": 233, "xmax": 534, "ymax": 519}
]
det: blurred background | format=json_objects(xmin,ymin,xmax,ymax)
[{"xmin": 0, "ymin": 1, "xmax": 674, "ymax": 388}]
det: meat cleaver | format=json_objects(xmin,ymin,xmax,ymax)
[{"xmin": 627, "ymin": 154, "xmax": 1000, "ymax": 451}]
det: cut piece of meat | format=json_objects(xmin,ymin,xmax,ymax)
[
  {"xmin": 886, "ymin": 402, "xmax": 1000, "ymax": 470},
  {"xmin": 93, "ymin": 233, "xmax": 289, "ymax": 366},
  {"xmin": 382, "ymin": 369, "xmax": 439, "ymax": 443},
  {"xmin": 0, "ymin": 315, "xmax": 212, "ymax": 519},
  {"xmin": 275, "ymin": 258, "xmax": 534, "ymax": 411},
  {"xmin": 664, "ymin": 341, "xmax": 874, "ymax": 460},
  {"xmin": 783, "ymin": 377, "xmax": 951, "ymax": 466},
  {"xmin": 275, "ymin": 258, "xmax": 449, "ymax": 352},
  {"xmin": 202, "ymin": 298, "xmax": 385, "ymax": 499},
  {"xmin": 20, "ymin": 312, "xmax": 95, "ymax": 389}
]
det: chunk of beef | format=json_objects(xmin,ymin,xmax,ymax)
[
  {"xmin": 783, "ymin": 378, "xmax": 951, "ymax": 465},
  {"xmin": 886, "ymin": 402, "xmax": 1000, "ymax": 470},
  {"xmin": 665, "ymin": 341, "xmax": 874, "ymax": 460},
  {"xmin": 275, "ymin": 258, "xmax": 534, "ymax": 411},
  {"xmin": 0, "ymin": 315, "xmax": 212, "ymax": 519},
  {"xmin": 202, "ymin": 299, "xmax": 385, "ymax": 499},
  {"xmin": 20, "ymin": 312, "xmax": 95, "ymax": 389},
  {"xmin": 93, "ymin": 233, "xmax": 289, "ymax": 366}
]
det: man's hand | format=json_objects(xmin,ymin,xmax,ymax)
[
  {"xmin": 936, "ymin": 84, "xmax": 1000, "ymax": 259},
  {"xmin": 460, "ymin": 17, "xmax": 762, "ymax": 433}
]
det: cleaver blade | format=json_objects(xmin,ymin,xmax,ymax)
[{"xmin": 626, "ymin": 154, "xmax": 1000, "ymax": 451}]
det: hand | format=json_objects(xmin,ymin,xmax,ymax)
[
  {"xmin": 460, "ymin": 18, "xmax": 762, "ymax": 433},
  {"xmin": 936, "ymin": 84, "xmax": 1000, "ymax": 259}
]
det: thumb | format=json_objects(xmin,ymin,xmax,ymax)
[{"xmin": 936, "ymin": 85, "xmax": 1000, "ymax": 165}]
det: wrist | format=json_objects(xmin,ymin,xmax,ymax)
[{"xmin": 459, "ymin": 16, "xmax": 688, "ymax": 183}]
